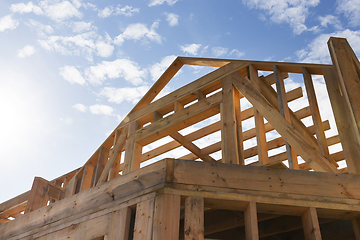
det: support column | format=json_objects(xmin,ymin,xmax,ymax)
[
  {"xmin": 302, "ymin": 207, "xmax": 322, "ymax": 240},
  {"xmin": 184, "ymin": 196, "xmax": 204, "ymax": 240}
]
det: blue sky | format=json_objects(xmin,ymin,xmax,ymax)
[{"xmin": 0, "ymin": 0, "xmax": 359, "ymax": 203}]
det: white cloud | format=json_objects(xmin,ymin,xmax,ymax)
[
  {"xmin": 212, "ymin": 47, "xmax": 228, "ymax": 57},
  {"xmin": 27, "ymin": 19, "xmax": 54, "ymax": 34},
  {"xmin": 115, "ymin": 5, "xmax": 139, "ymax": 17},
  {"xmin": 337, "ymin": 0, "xmax": 360, "ymax": 26},
  {"xmin": 98, "ymin": 6, "xmax": 113, "ymax": 18},
  {"xmin": 296, "ymin": 29, "xmax": 360, "ymax": 63},
  {"xmin": 39, "ymin": 0, "xmax": 82, "ymax": 22},
  {"xmin": 165, "ymin": 13, "xmax": 179, "ymax": 26},
  {"xmin": 114, "ymin": 22, "xmax": 162, "ymax": 46},
  {"xmin": 229, "ymin": 49, "xmax": 245, "ymax": 58},
  {"xmin": 0, "ymin": 15, "xmax": 19, "ymax": 32},
  {"xmin": 149, "ymin": 0, "xmax": 178, "ymax": 7},
  {"xmin": 90, "ymin": 104, "xmax": 114, "ymax": 116},
  {"xmin": 96, "ymin": 41, "xmax": 114, "ymax": 58},
  {"xmin": 149, "ymin": 55, "xmax": 177, "ymax": 81},
  {"xmin": 18, "ymin": 45, "xmax": 36, "ymax": 58},
  {"xmin": 38, "ymin": 32, "xmax": 98, "ymax": 60},
  {"xmin": 59, "ymin": 66, "xmax": 86, "ymax": 85},
  {"xmin": 180, "ymin": 43, "xmax": 202, "ymax": 55},
  {"xmin": 242, "ymin": 0, "xmax": 320, "ymax": 34},
  {"xmin": 100, "ymin": 86, "xmax": 150, "ymax": 104},
  {"xmin": 85, "ymin": 59, "xmax": 147, "ymax": 86},
  {"xmin": 72, "ymin": 21, "xmax": 94, "ymax": 33},
  {"xmin": 10, "ymin": 2, "xmax": 43, "ymax": 15},
  {"xmin": 318, "ymin": 15, "xmax": 342, "ymax": 29},
  {"xmin": 72, "ymin": 103, "xmax": 87, "ymax": 112}
]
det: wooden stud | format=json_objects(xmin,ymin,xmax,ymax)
[
  {"xmin": 302, "ymin": 207, "xmax": 322, "ymax": 240},
  {"xmin": 105, "ymin": 207, "xmax": 132, "ymax": 240},
  {"xmin": 302, "ymin": 67, "xmax": 338, "ymax": 167},
  {"xmin": 64, "ymin": 174, "xmax": 78, "ymax": 198},
  {"xmin": 328, "ymin": 37, "xmax": 360, "ymax": 131},
  {"xmin": 234, "ymin": 86, "xmax": 245, "ymax": 165},
  {"xmin": 244, "ymin": 202, "xmax": 259, "ymax": 240},
  {"xmin": 197, "ymin": 90, "xmax": 206, "ymax": 101},
  {"xmin": 152, "ymin": 194, "xmax": 181, "ymax": 240},
  {"xmin": 97, "ymin": 128, "xmax": 127, "ymax": 185},
  {"xmin": 133, "ymin": 198, "xmax": 155, "ymax": 240},
  {"xmin": 184, "ymin": 196, "xmax": 204, "ymax": 240},
  {"xmin": 93, "ymin": 146, "xmax": 110, "ymax": 186},
  {"xmin": 80, "ymin": 163, "xmax": 95, "ymax": 192},
  {"xmin": 231, "ymin": 71, "xmax": 338, "ymax": 172},
  {"xmin": 170, "ymin": 131, "xmax": 215, "ymax": 162},
  {"xmin": 250, "ymin": 65, "xmax": 268, "ymax": 165},
  {"xmin": 174, "ymin": 100, "xmax": 184, "ymax": 112},
  {"xmin": 24, "ymin": 177, "xmax": 49, "ymax": 214},
  {"xmin": 153, "ymin": 111, "xmax": 163, "ymax": 122},
  {"xmin": 123, "ymin": 121, "xmax": 142, "ymax": 174},
  {"xmin": 221, "ymin": 76, "xmax": 240, "ymax": 164},
  {"xmin": 322, "ymin": 68, "xmax": 360, "ymax": 174},
  {"xmin": 274, "ymin": 65, "xmax": 298, "ymax": 169}
]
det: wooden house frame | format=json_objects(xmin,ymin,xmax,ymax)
[{"xmin": 1, "ymin": 37, "xmax": 360, "ymax": 239}]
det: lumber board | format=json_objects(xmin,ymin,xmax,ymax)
[
  {"xmin": 302, "ymin": 207, "xmax": 322, "ymax": 240},
  {"xmin": 106, "ymin": 207, "xmax": 132, "ymax": 240},
  {"xmin": 24, "ymin": 177, "xmax": 50, "ymax": 214},
  {"xmin": 230, "ymin": 71, "xmax": 338, "ymax": 172},
  {"xmin": 93, "ymin": 146, "xmax": 110, "ymax": 186},
  {"xmin": 184, "ymin": 196, "xmax": 204, "ymax": 240},
  {"xmin": 133, "ymin": 198, "xmax": 155, "ymax": 240},
  {"xmin": 322, "ymin": 67, "xmax": 360, "ymax": 174},
  {"xmin": 178, "ymin": 56, "xmax": 332, "ymax": 74},
  {"xmin": 123, "ymin": 121, "xmax": 142, "ymax": 174},
  {"xmin": 97, "ymin": 127, "xmax": 127, "ymax": 184},
  {"xmin": 0, "ymin": 191, "xmax": 29, "ymax": 213},
  {"xmin": 274, "ymin": 65, "xmax": 298, "ymax": 169},
  {"xmin": 135, "ymin": 91, "xmax": 222, "ymax": 146},
  {"xmin": 328, "ymin": 37, "xmax": 360, "ymax": 131},
  {"xmin": 152, "ymin": 194, "xmax": 181, "ymax": 240},
  {"xmin": 171, "ymin": 160, "xmax": 360, "ymax": 201},
  {"xmin": 1, "ymin": 160, "xmax": 167, "ymax": 240},
  {"xmin": 221, "ymin": 76, "xmax": 241, "ymax": 164},
  {"xmin": 250, "ymin": 65, "xmax": 268, "ymax": 165},
  {"xmin": 245, "ymin": 201, "xmax": 259, "ymax": 240},
  {"xmin": 302, "ymin": 67, "xmax": 331, "ymax": 162},
  {"xmin": 80, "ymin": 163, "xmax": 95, "ymax": 192},
  {"xmin": 142, "ymin": 87, "xmax": 303, "ymax": 162}
]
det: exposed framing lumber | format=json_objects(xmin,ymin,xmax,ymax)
[
  {"xmin": 231, "ymin": 71, "xmax": 338, "ymax": 172},
  {"xmin": 105, "ymin": 207, "xmax": 132, "ymax": 240},
  {"xmin": 123, "ymin": 121, "xmax": 142, "ymax": 175},
  {"xmin": 221, "ymin": 76, "xmax": 242, "ymax": 164},
  {"xmin": 184, "ymin": 196, "xmax": 204, "ymax": 240},
  {"xmin": 250, "ymin": 65, "xmax": 268, "ymax": 165},
  {"xmin": 153, "ymin": 194, "xmax": 181, "ymax": 240},
  {"xmin": 245, "ymin": 202, "xmax": 259, "ymax": 240},
  {"xmin": 274, "ymin": 65, "xmax": 298, "ymax": 169},
  {"xmin": 133, "ymin": 198, "xmax": 155, "ymax": 240},
  {"xmin": 302, "ymin": 207, "xmax": 322, "ymax": 240}
]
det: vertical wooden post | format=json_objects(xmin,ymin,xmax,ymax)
[
  {"xmin": 352, "ymin": 218, "xmax": 360, "ymax": 239},
  {"xmin": 274, "ymin": 65, "xmax": 299, "ymax": 169},
  {"xmin": 184, "ymin": 196, "xmax": 204, "ymax": 240},
  {"xmin": 123, "ymin": 121, "xmax": 142, "ymax": 174},
  {"xmin": 93, "ymin": 146, "xmax": 110, "ymax": 186},
  {"xmin": 302, "ymin": 207, "xmax": 322, "ymax": 240},
  {"xmin": 244, "ymin": 202, "xmax": 259, "ymax": 240},
  {"xmin": 24, "ymin": 177, "xmax": 49, "ymax": 214},
  {"xmin": 249, "ymin": 65, "xmax": 268, "ymax": 165},
  {"xmin": 221, "ymin": 76, "xmax": 241, "ymax": 164},
  {"xmin": 322, "ymin": 68, "xmax": 360, "ymax": 174},
  {"xmin": 80, "ymin": 163, "xmax": 95, "ymax": 192},
  {"xmin": 328, "ymin": 37, "xmax": 360, "ymax": 129},
  {"xmin": 302, "ymin": 67, "xmax": 338, "ymax": 168},
  {"xmin": 325, "ymin": 37, "xmax": 360, "ymax": 174},
  {"xmin": 105, "ymin": 207, "xmax": 132, "ymax": 240},
  {"xmin": 109, "ymin": 129, "xmax": 122, "ymax": 181},
  {"xmin": 64, "ymin": 174, "xmax": 78, "ymax": 198},
  {"xmin": 153, "ymin": 194, "xmax": 181, "ymax": 240},
  {"xmin": 133, "ymin": 198, "xmax": 155, "ymax": 240}
]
